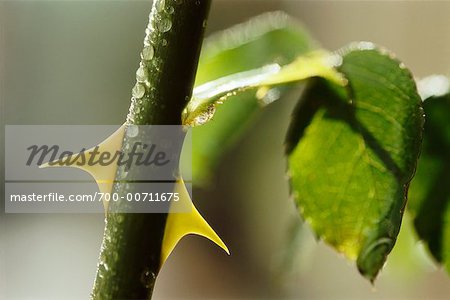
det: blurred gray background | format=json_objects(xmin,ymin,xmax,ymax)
[{"xmin": 1, "ymin": 0, "xmax": 449, "ymax": 299}]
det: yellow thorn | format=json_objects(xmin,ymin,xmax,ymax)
[
  {"xmin": 39, "ymin": 125, "xmax": 125, "ymax": 213},
  {"xmin": 161, "ymin": 178, "xmax": 230, "ymax": 265}
]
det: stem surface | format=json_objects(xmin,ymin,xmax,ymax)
[{"xmin": 91, "ymin": 1, "xmax": 210, "ymax": 299}]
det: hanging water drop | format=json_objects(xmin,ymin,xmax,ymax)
[
  {"xmin": 141, "ymin": 45, "xmax": 154, "ymax": 61},
  {"xmin": 259, "ymin": 88, "xmax": 281, "ymax": 105},
  {"xmin": 156, "ymin": 0, "xmax": 165, "ymax": 12},
  {"xmin": 158, "ymin": 18, "xmax": 172, "ymax": 33},
  {"xmin": 193, "ymin": 105, "xmax": 216, "ymax": 125},
  {"xmin": 152, "ymin": 57, "xmax": 162, "ymax": 71},
  {"xmin": 166, "ymin": 6, "xmax": 174, "ymax": 14},
  {"xmin": 116, "ymin": 214, "xmax": 124, "ymax": 224},
  {"xmin": 98, "ymin": 262, "xmax": 107, "ymax": 278},
  {"xmin": 111, "ymin": 251, "xmax": 119, "ymax": 263},
  {"xmin": 136, "ymin": 66, "xmax": 148, "ymax": 82},
  {"xmin": 126, "ymin": 125, "xmax": 139, "ymax": 138},
  {"xmin": 132, "ymin": 83, "xmax": 146, "ymax": 99},
  {"xmin": 140, "ymin": 268, "xmax": 156, "ymax": 289}
]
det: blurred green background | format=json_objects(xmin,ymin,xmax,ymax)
[{"xmin": 1, "ymin": 0, "xmax": 450, "ymax": 299}]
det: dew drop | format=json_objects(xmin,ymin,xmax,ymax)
[
  {"xmin": 126, "ymin": 125, "xmax": 139, "ymax": 138},
  {"xmin": 111, "ymin": 251, "xmax": 119, "ymax": 263},
  {"xmin": 193, "ymin": 105, "xmax": 215, "ymax": 125},
  {"xmin": 356, "ymin": 41, "xmax": 376, "ymax": 51},
  {"xmin": 116, "ymin": 214, "xmax": 124, "ymax": 223},
  {"xmin": 326, "ymin": 54, "xmax": 343, "ymax": 67},
  {"xmin": 166, "ymin": 6, "xmax": 174, "ymax": 14},
  {"xmin": 156, "ymin": 0, "xmax": 165, "ymax": 12},
  {"xmin": 140, "ymin": 268, "xmax": 156, "ymax": 289},
  {"xmin": 141, "ymin": 45, "xmax": 154, "ymax": 61},
  {"xmin": 162, "ymin": 39, "xmax": 168, "ymax": 47},
  {"xmin": 132, "ymin": 83, "xmax": 146, "ymax": 99},
  {"xmin": 259, "ymin": 88, "xmax": 281, "ymax": 105},
  {"xmin": 158, "ymin": 18, "xmax": 172, "ymax": 33},
  {"xmin": 98, "ymin": 262, "xmax": 108, "ymax": 278},
  {"xmin": 121, "ymin": 168, "xmax": 128, "ymax": 179},
  {"xmin": 202, "ymin": 19, "xmax": 207, "ymax": 28},
  {"xmin": 152, "ymin": 57, "xmax": 162, "ymax": 71},
  {"xmin": 418, "ymin": 75, "xmax": 450, "ymax": 100},
  {"xmin": 136, "ymin": 66, "xmax": 148, "ymax": 82},
  {"xmin": 172, "ymin": 168, "xmax": 180, "ymax": 180}
]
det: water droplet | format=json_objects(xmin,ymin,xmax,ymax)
[
  {"xmin": 166, "ymin": 6, "xmax": 174, "ymax": 14},
  {"xmin": 98, "ymin": 262, "xmax": 108, "ymax": 278},
  {"xmin": 259, "ymin": 88, "xmax": 281, "ymax": 105},
  {"xmin": 418, "ymin": 75, "xmax": 450, "ymax": 100},
  {"xmin": 193, "ymin": 105, "xmax": 215, "ymax": 125},
  {"xmin": 116, "ymin": 214, "xmax": 124, "ymax": 223},
  {"xmin": 162, "ymin": 39, "xmax": 168, "ymax": 46},
  {"xmin": 172, "ymin": 168, "xmax": 180, "ymax": 179},
  {"xmin": 140, "ymin": 268, "xmax": 156, "ymax": 289},
  {"xmin": 152, "ymin": 57, "xmax": 162, "ymax": 71},
  {"xmin": 326, "ymin": 54, "xmax": 343, "ymax": 67},
  {"xmin": 111, "ymin": 251, "xmax": 119, "ymax": 262},
  {"xmin": 126, "ymin": 114, "xmax": 134, "ymax": 123},
  {"xmin": 156, "ymin": 0, "xmax": 165, "ymax": 12},
  {"xmin": 202, "ymin": 20, "xmax": 207, "ymax": 28},
  {"xmin": 157, "ymin": 18, "xmax": 172, "ymax": 32},
  {"xmin": 126, "ymin": 125, "xmax": 139, "ymax": 138},
  {"xmin": 141, "ymin": 45, "xmax": 154, "ymax": 61},
  {"xmin": 136, "ymin": 66, "xmax": 148, "ymax": 82},
  {"xmin": 355, "ymin": 41, "xmax": 376, "ymax": 51},
  {"xmin": 195, "ymin": 0, "xmax": 200, "ymax": 5},
  {"xmin": 132, "ymin": 83, "xmax": 146, "ymax": 99}
]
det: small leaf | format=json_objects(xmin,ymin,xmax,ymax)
[
  {"xmin": 287, "ymin": 45, "xmax": 424, "ymax": 281},
  {"xmin": 408, "ymin": 75, "xmax": 450, "ymax": 274},
  {"xmin": 190, "ymin": 12, "xmax": 317, "ymax": 184},
  {"xmin": 185, "ymin": 51, "xmax": 345, "ymax": 126}
]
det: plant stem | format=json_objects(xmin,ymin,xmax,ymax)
[{"xmin": 91, "ymin": 0, "xmax": 210, "ymax": 299}]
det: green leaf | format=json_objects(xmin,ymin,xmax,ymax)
[
  {"xmin": 408, "ymin": 75, "xmax": 450, "ymax": 273},
  {"xmin": 287, "ymin": 44, "xmax": 424, "ymax": 281},
  {"xmin": 190, "ymin": 12, "xmax": 318, "ymax": 184},
  {"xmin": 195, "ymin": 11, "xmax": 316, "ymax": 85}
]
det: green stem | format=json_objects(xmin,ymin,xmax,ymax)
[{"xmin": 91, "ymin": 1, "xmax": 210, "ymax": 299}]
